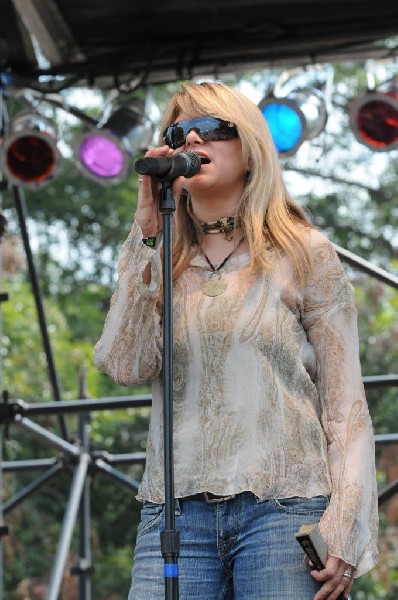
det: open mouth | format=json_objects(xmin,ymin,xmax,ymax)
[{"xmin": 199, "ymin": 156, "xmax": 211, "ymax": 165}]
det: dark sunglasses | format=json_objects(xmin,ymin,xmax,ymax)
[{"xmin": 163, "ymin": 116, "xmax": 239, "ymax": 149}]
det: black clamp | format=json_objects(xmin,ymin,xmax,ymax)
[
  {"xmin": 0, "ymin": 391, "xmax": 23, "ymax": 427},
  {"xmin": 0, "ymin": 524, "xmax": 10, "ymax": 539},
  {"xmin": 70, "ymin": 560, "xmax": 96, "ymax": 576}
]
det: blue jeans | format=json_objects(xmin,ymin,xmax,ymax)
[{"xmin": 128, "ymin": 492, "xmax": 328, "ymax": 599}]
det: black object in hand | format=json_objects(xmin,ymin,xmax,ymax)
[
  {"xmin": 134, "ymin": 151, "xmax": 201, "ymax": 181},
  {"xmin": 295, "ymin": 523, "xmax": 347, "ymax": 600}
]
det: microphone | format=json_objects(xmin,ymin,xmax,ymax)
[{"xmin": 134, "ymin": 151, "xmax": 201, "ymax": 181}]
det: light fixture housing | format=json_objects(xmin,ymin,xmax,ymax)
[
  {"xmin": 73, "ymin": 102, "xmax": 153, "ymax": 186},
  {"xmin": 0, "ymin": 112, "xmax": 61, "ymax": 189},
  {"xmin": 259, "ymin": 87, "xmax": 327, "ymax": 156},
  {"xmin": 349, "ymin": 80, "xmax": 398, "ymax": 151}
]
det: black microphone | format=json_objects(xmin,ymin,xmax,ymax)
[{"xmin": 134, "ymin": 151, "xmax": 201, "ymax": 181}]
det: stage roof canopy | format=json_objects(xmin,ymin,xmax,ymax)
[{"xmin": 1, "ymin": 0, "xmax": 398, "ymax": 90}]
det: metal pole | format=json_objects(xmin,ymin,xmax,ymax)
[
  {"xmin": 363, "ymin": 374, "xmax": 398, "ymax": 388},
  {"xmin": 11, "ymin": 185, "xmax": 68, "ymax": 439},
  {"xmin": 3, "ymin": 462, "xmax": 64, "ymax": 514},
  {"xmin": 77, "ymin": 414, "xmax": 92, "ymax": 600},
  {"xmin": 0, "ymin": 90, "xmax": 6, "ymax": 600},
  {"xmin": 378, "ymin": 479, "xmax": 398, "ymax": 506},
  {"xmin": 46, "ymin": 452, "xmax": 90, "ymax": 600},
  {"xmin": 14, "ymin": 394, "xmax": 152, "ymax": 417},
  {"xmin": 3, "ymin": 378, "xmax": 397, "ymax": 419},
  {"xmin": 334, "ymin": 242, "xmax": 398, "ymax": 289},
  {"xmin": 0, "ymin": 426, "xmax": 5, "ymax": 600},
  {"xmin": 160, "ymin": 184, "xmax": 179, "ymax": 600},
  {"xmin": 94, "ymin": 459, "xmax": 141, "ymax": 492},
  {"xmin": 3, "ymin": 457, "xmax": 59, "ymax": 472},
  {"xmin": 375, "ymin": 433, "xmax": 398, "ymax": 444},
  {"xmin": 72, "ymin": 368, "xmax": 93, "ymax": 600},
  {"xmin": 14, "ymin": 415, "xmax": 80, "ymax": 457},
  {"xmin": 95, "ymin": 451, "xmax": 146, "ymax": 466}
]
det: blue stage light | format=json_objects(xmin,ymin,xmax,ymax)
[
  {"xmin": 260, "ymin": 102, "xmax": 303, "ymax": 153},
  {"xmin": 259, "ymin": 88, "xmax": 327, "ymax": 156}
]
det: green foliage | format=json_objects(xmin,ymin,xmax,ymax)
[
  {"xmin": 91, "ymin": 544, "xmax": 133, "ymax": 598},
  {"xmin": 2, "ymin": 279, "xmax": 111, "ymax": 401},
  {"xmin": 1, "ymin": 279, "xmax": 148, "ymax": 597}
]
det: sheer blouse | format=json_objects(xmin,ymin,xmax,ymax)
[{"xmin": 94, "ymin": 220, "xmax": 378, "ymax": 577}]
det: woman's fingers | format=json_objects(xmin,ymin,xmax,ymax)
[
  {"xmin": 135, "ymin": 145, "xmax": 171, "ymax": 236},
  {"xmin": 311, "ymin": 556, "xmax": 354, "ymax": 600},
  {"xmin": 172, "ymin": 175, "xmax": 186, "ymax": 195}
]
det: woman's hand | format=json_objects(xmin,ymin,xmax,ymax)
[
  {"xmin": 135, "ymin": 145, "xmax": 173, "ymax": 237},
  {"xmin": 311, "ymin": 556, "xmax": 354, "ymax": 599}
]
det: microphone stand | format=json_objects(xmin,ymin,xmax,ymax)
[
  {"xmin": 135, "ymin": 152, "xmax": 200, "ymax": 599},
  {"xmin": 159, "ymin": 182, "xmax": 180, "ymax": 600}
]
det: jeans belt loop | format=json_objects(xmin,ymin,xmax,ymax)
[{"xmin": 203, "ymin": 491, "xmax": 236, "ymax": 503}]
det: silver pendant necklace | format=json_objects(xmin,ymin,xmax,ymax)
[{"xmin": 201, "ymin": 236, "xmax": 245, "ymax": 297}]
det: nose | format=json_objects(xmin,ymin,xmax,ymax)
[{"xmin": 184, "ymin": 128, "xmax": 203, "ymax": 147}]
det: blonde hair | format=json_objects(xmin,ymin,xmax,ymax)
[{"xmin": 159, "ymin": 82, "xmax": 312, "ymax": 284}]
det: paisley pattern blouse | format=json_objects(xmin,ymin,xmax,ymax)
[{"xmin": 94, "ymin": 220, "xmax": 378, "ymax": 577}]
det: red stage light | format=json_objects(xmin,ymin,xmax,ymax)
[
  {"xmin": 1, "ymin": 113, "xmax": 61, "ymax": 189},
  {"xmin": 6, "ymin": 135, "xmax": 57, "ymax": 183},
  {"xmin": 349, "ymin": 81, "xmax": 398, "ymax": 151}
]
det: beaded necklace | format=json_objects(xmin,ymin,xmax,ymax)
[{"xmin": 200, "ymin": 216, "xmax": 241, "ymax": 241}]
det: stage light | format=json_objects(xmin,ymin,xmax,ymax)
[
  {"xmin": 73, "ymin": 101, "xmax": 153, "ymax": 186},
  {"xmin": 349, "ymin": 79, "xmax": 398, "ymax": 151},
  {"xmin": 0, "ymin": 112, "xmax": 61, "ymax": 189},
  {"xmin": 259, "ymin": 87, "xmax": 327, "ymax": 156}
]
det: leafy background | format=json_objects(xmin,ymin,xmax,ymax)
[{"xmin": 1, "ymin": 66, "xmax": 397, "ymax": 598}]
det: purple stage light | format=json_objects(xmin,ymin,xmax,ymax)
[
  {"xmin": 73, "ymin": 103, "xmax": 151, "ymax": 185},
  {"xmin": 73, "ymin": 128, "xmax": 131, "ymax": 185},
  {"xmin": 79, "ymin": 135, "xmax": 125, "ymax": 178}
]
